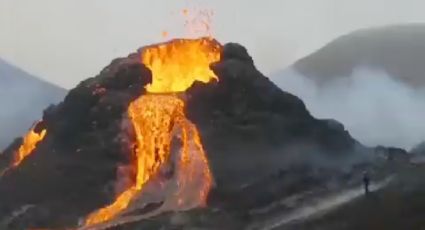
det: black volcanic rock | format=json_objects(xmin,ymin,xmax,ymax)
[
  {"xmin": 187, "ymin": 44, "xmax": 361, "ymax": 185},
  {"xmin": 0, "ymin": 41, "xmax": 366, "ymax": 229},
  {"xmin": 294, "ymin": 24, "xmax": 425, "ymax": 87},
  {"xmin": 0, "ymin": 58, "xmax": 66, "ymax": 150},
  {"xmin": 221, "ymin": 43, "xmax": 254, "ymax": 65}
]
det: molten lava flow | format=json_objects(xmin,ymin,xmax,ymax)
[
  {"xmin": 143, "ymin": 37, "xmax": 221, "ymax": 93},
  {"xmin": 173, "ymin": 117, "xmax": 213, "ymax": 208},
  {"xmin": 0, "ymin": 123, "xmax": 47, "ymax": 177},
  {"xmin": 12, "ymin": 123, "xmax": 46, "ymax": 167},
  {"xmin": 84, "ymin": 38, "xmax": 221, "ymax": 226}
]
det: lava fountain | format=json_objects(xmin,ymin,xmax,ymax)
[{"xmin": 84, "ymin": 37, "xmax": 221, "ymax": 226}]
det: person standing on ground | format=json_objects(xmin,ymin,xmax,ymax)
[{"xmin": 363, "ymin": 171, "xmax": 370, "ymax": 195}]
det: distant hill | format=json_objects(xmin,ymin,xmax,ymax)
[
  {"xmin": 0, "ymin": 58, "xmax": 66, "ymax": 150},
  {"xmin": 294, "ymin": 24, "xmax": 425, "ymax": 87}
]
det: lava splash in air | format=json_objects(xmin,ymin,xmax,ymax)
[{"xmin": 84, "ymin": 37, "xmax": 221, "ymax": 226}]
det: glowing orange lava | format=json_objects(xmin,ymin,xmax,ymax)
[
  {"xmin": 12, "ymin": 126, "xmax": 46, "ymax": 167},
  {"xmin": 84, "ymin": 38, "xmax": 221, "ymax": 226},
  {"xmin": 0, "ymin": 123, "xmax": 46, "ymax": 177},
  {"xmin": 143, "ymin": 37, "xmax": 221, "ymax": 93}
]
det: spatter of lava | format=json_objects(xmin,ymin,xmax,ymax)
[{"xmin": 84, "ymin": 38, "xmax": 221, "ymax": 226}]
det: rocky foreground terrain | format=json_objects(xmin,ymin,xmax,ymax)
[
  {"xmin": 0, "ymin": 41, "xmax": 420, "ymax": 230},
  {"xmin": 283, "ymin": 163, "xmax": 425, "ymax": 230}
]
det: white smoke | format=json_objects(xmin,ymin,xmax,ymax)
[{"xmin": 271, "ymin": 67, "xmax": 425, "ymax": 150}]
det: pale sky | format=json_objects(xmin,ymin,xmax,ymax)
[{"xmin": 1, "ymin": 0, "xmax": 425, "ymax": 89}]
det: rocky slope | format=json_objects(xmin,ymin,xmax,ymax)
[
  {"xmin": 284, "ymin": 164, "xmax": 425, "ymax": 230},
  {"xmin": 0, "ymin": 41, "xmax": 370, "ymax": 229},
  {"xmin": 0, "ymin": 58, "xmax": 66, "ymax": 150},
  {"xmin": 293, "ymin": 24, "xmax": 425, "ymax": 87}
]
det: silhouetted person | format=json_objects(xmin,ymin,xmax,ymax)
[{"xmin": 363, "ymin": 171, "xmax": 370, "ymax": 195}]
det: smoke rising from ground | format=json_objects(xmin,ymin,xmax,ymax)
[{"xmin": 272, "ymin": 67, "xmax": 425, "ymax": 150}]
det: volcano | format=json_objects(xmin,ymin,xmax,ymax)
[{"xmin": 0, "ymin": 38, "xmax": 365, "ymax": 229}]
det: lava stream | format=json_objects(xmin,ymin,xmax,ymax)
[
  {"xmin": 12, "ymin": 124, "xmax": 46, "ymax": 167},
  {"xmin": 1, "ymin": 122, "xmax": 46, "ymax": 177}
]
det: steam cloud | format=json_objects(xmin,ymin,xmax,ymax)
[{"xmin": 272, "ymin": 67, "xmax": 425, "ymax": 150}]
